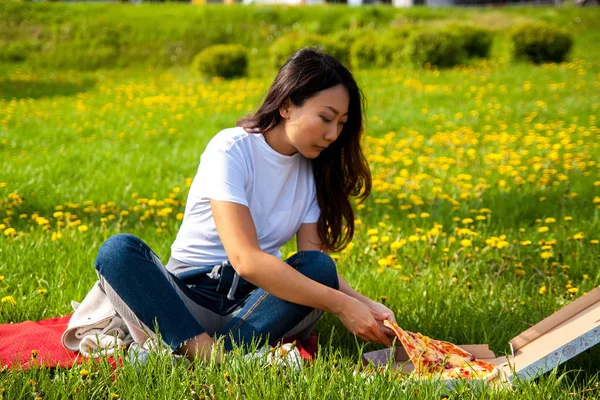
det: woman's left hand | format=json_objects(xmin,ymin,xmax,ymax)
[{"xmin": 366, "ymin": 300, "xmax": 397, "ymax": 338}]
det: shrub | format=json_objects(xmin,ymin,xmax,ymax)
[
  {"xmin": 191, "ymin": 44, "xmax": 248, "ymax": 79},
  {"xmin": 404, "ymin": 29, "xmax": 466, "ymax": 68},
  {"xmin": 269, "ymin": 33, "xmax": 348, "ymax": 69},
  {"xmin": 0, "ymin": 40, "xmax": 39, "ymax": 63},
  {"xmin": 447, "ymin": 23, "xmax": 493, "ymax": 59},
  {"xmin": 350, "ymin": 31, "xmax": 407, "ymax": 70},
  {"xmin": 509, "ymin": 22, "xmax": 573, "ymax": 64},
  {"xmin": 331, "ymin": 28, "xmax": 377, "ymax": 59}
]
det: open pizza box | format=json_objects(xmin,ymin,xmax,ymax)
[{"xmin": 362, "ymin": 286, "xmax": 600, "ymax": 390}]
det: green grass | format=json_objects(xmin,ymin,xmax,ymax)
[{"xmin": 1, "ymin": 5, "xmax": 600, "ymax": 400}]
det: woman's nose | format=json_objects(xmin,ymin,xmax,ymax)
[{"xmin": 324, "ymin": 126, "xmax": 339, "ymax": 142}]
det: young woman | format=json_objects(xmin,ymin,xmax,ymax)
[{"xmin": 94, "ymin": 48, "xmax": 396, "ymax": 362}]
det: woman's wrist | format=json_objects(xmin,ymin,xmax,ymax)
[{"xmin": 329, "ymin": 290, "xmax": 354, "ymax": 316}]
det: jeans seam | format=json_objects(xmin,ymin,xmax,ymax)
[{"xmin": 230, "ymin": 291, "xmax": 269, "ymax": 333}]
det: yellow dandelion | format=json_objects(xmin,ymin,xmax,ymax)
[
  {"xmin": 540, "ymin": 251, "xmax": 553, "ymax": 259},
  {"xmin": 544, "ymin": 218, "xmax": 556, "ymax": 224},
  {"xmin": 538, "ymin": 227, "xmax": 549, "ymax": 233},
  {"xmin": 408, "ymin": 235, "xmax": 419, "ymax": 242},
  {"xmin": 460, "ymin": 239, "xmax": 472, "ymax": 247},
  {"xmin": 3, "ymin": 228, "xmax": 16, "ymax": 237},
  {"xmin": 462, "ymin": 218, "xmax": 473, "ymax": 225},
  {"xmin": 78, "ymin": 225, "xmax": 88, "ymax": 232},
  {"xmin": 420, "ymin": 212, "xmax": 430, "ymax": 218},
  {"xmin": 36, "ymin": 289, "xmax": 47, "ymax": 295},
  {"xmin": 564, "ymin": 216, "xmax": 573, "ymax": 221},
  {"xmin": 369, "ymin": 236, "xmax": 379, "ymax": 243},
  {"xmin": 377, "ymin": 259, "xmax": 389, "ymax": 267},
  {"xmin": 590, "ymin": 240, "xmax": 599, "ymax": 245},
  {"xmin": 407, "ymin": 213, "xmax": 416, "ymax": 219},
  {"xmin": 567, "ymin": 287, "xmax": 579, "ymax": 294},
  {"xmin": 79, "ymin": 369, "xmax": 89, "ymax": 378},
  {"xmin": 573, "ymin": 232, "xmax": 584, "ymax": 240},
  {"xmin": 538, "ymin": 285, "xmax": 547, "ymax": 295},
  {"xmin": 366, "ymin": 228, "xmax": 378, "ymax": 236},
  {"xmin": 1, "ymin": 296, "xmax": 16, "ymax": 305}
]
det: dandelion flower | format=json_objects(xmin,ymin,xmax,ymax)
[
  {"xmin": 460, "ymin": 239, "xmax": 472, "ymax": 247},
  {"xmin": 573, "ymin": 232, "xmax": 584, "ymax": 240},
  {"xmin": 538, "ymin": 227, "xmax": 549, "ymax": 233},
  {"xmin": 540, "ymin": 251, "xmax": 553, "ymax": 259},
  {"xmin": 78, "ymin": 225, "xmax": 88, "ymax": 232},
  {"xmin": 1, "ymin": 296, "xmax": 16, "ymax": 305},
  {"xmin": 3, "ymin": 228, "xmax": 16, "ymax": 237}
]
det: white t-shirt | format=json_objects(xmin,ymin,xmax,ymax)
[{"xmin": 169, "ymin": 127, "xmax": 321, "ymax": 267}]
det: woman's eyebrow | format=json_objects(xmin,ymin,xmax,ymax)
[{"xmin": 321, "ymin": 105, "xmax": 349, "ymax": 116}]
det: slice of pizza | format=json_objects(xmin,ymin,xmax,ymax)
[{"xmin": 383, "ymin": 320, "xmax": 497, "ymax": 381}]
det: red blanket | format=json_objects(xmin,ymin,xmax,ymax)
[
  {"xmin": 0, "ymin": 315, "xmax": 81, "ymax": 370},
  {"xmin": 0, "ymin": 315, "xmax": 317, "ymax": 370}
]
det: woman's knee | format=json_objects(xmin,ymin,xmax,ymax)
[
  {"xmin": 298, "ymin": 251, "xmax": 339, "ymax": 290},
  {"xmin": 95, "ymin": 234, "xmax": 144, "ymax": 278}
]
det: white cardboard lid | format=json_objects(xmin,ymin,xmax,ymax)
[{"xmin": 506, "ymin": 286, "xmax": 600, "ymax": 381}]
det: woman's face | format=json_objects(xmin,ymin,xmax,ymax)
[{"xmin": 282, "ymin": 84, "xmax": 350, "ymax": 159}]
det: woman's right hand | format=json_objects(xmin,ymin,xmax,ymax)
[{"xmin": 335, "ymin": 296, "xmax": 392, "ymax": 346}]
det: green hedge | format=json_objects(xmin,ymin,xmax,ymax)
[
  {"xmin": 509, "ymin": 22, "xmax": 573, "ymax": 64},
  {"xmin": 191, "ymin": 44, "xmax": 248, "ymax": 78},
  {"xmin": 0, "ymin": 3, "xmax": 591, "ymax": 71},
  {"xmin": 404, "ymin": 29, "xmax": 465, "ymax": 68},
  {"xmin": 447, "ymin": 23, "xmax": 493, "ymax": 59},
  {"xmin": 269, "ymin": 33, "xmax": 348, "ymax": 69}
]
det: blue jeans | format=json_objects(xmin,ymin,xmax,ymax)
[{"xmin": 94, "ymin": 234, "xmax": 339, "ymax": 352}]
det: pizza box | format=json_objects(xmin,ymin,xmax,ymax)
[{"xmin": 362, "ymin": 286, "xmax": 600, "ymax": 390}]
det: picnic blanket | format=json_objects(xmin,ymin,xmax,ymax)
[{"xmin": 0, "ymin": 314, "xmax": 318, "ymax": 370}]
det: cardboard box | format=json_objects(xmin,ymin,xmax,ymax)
[{"xmin": 362, "ymin": 286, "xmax": 600, "ymax": 389}]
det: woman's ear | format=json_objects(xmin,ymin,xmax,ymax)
[{"xmin": 279, "ymin": 98, "xmax": 292, "ymax": 119}]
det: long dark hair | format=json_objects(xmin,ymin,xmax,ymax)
[{"xmin": 237, "ymin": 48, "xmax": 371, "ymax": 252}]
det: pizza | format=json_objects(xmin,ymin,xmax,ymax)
[{"xmin": 383, "ymin": 320, "xmax": 498, "ymax": 381}]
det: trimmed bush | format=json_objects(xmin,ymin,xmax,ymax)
[
  {"xmin": 0, "ymin": 40, "xmax": 39, "ymax": 63},
  {"xmin": 191, "ymin": 44, "xmax": 248, "ymax": 79},
  {"xmin": 269, "ymin": 33, "xmax": 348, "ymax": 69},
  {"xmin": 404, "ymin": 29, "xmax": 465, "ymax": 68},
  {"xmin": 331, "ymin": 28, "xmax": 377, "ymax": 60},
  {"xmin": 509, "ymin": 22, "xmax": 573, "ymax": 64},
  {"xmin": 447, "ymin": 24, "xmax": 493, "ymax": 59},
  {"xmin": 350, "ymin": 32, "xmax": 406, "ymax": 70}
]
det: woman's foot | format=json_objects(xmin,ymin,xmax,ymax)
[{"xmin": 176, "ymin": 332, "xmax": 225, "ymax": 363}]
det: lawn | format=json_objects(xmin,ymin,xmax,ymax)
[{"xmin": 1, "ymin": 5, "xmax": 599, "ymax": 399}]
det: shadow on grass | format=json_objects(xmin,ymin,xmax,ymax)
[{"xmin": 0, "ymin": 77, "xmax": 96, "ymax": 100}]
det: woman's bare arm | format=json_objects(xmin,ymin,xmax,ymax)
[{"xmin": 211, "ymin": 200, "xmax": 390, "ymax": 345}]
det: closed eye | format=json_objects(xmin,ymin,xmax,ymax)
[{"xmin": 320, "ymin": 116, "xmax": 332, "ymax": 123}]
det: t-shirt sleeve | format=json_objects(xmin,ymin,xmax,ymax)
[
  {"xmin": 195, "ymin": 148, "xmax": 249, "ymax": 207},
  {"xmin": 302, "ymin": 192, "xmax": 320, "ymax": 224}
]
